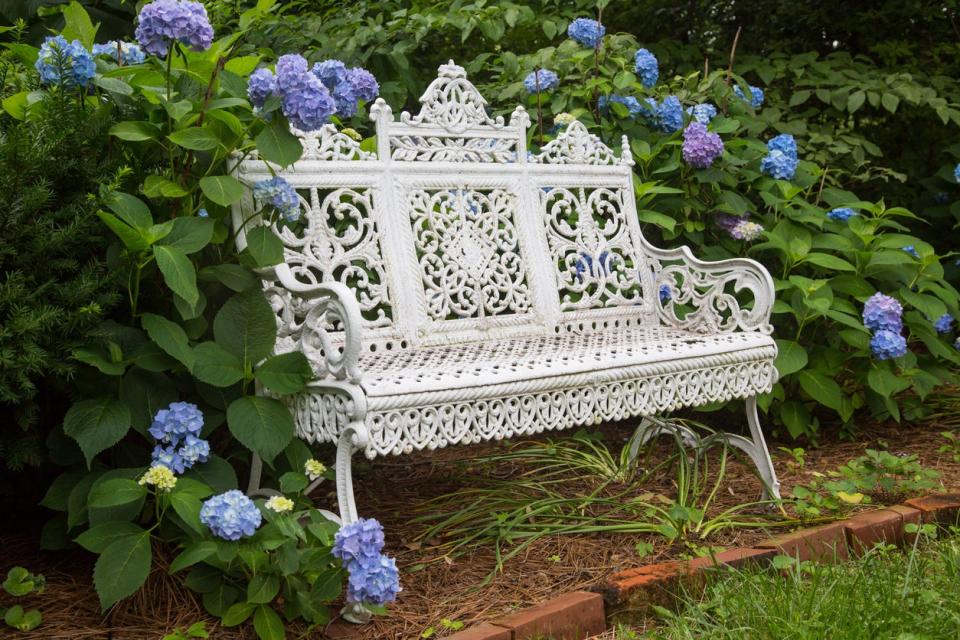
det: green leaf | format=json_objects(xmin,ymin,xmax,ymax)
[
  {"xmin": 774, "ymin": 340, "xmax": 808, "ymax": 377},
  {"xmin": 94, "ymin": 532, "xmax": 152, "ymax": 609},
  {"xmin": 245, "ymin": 226, "xmax": 284, "ymax": 267},
  {"xmin": 867, "ymin": 366, "xmax": 911, "ymax": 397},
  {"xmin": 193, "ymin": 342, "xmax": 245, "ymax": 387},
  {"xmin": 87, "ymin": 479, "xmax": 147, "ymax": 508},
  {"xmin": 214, "ymin": 288, "xmax": 277, "ymax": 366},
  {"xmin": 169, "ymin": 541, "xmax": 218, "ymax": 574},
  {"xmin": 2, "ymin": 91, "xmax": 29, "ymax": 119},
  {"xmin": 184, "ymin": 455, "xmax": 238, "ymax": 493},
  {"xmin": 846, "ymin": 90, "xmax": 865, "ymax": 113},
  {"xmin": 247, "ymin": 573, "xmax": 280, "ymax": 604},
  {"xmin": 97, "ymin": 211, "xmax": 148, "ymax": 251},
  {"xmin": 141, "ymin": 313, "xmax": 195, "ymax": 369},
  {"xmin": 168, "ymin": 127, "xmax": 221, "ymax": 151},
  {"xmin": 779, "ymin": 401, "xmax": 811, "ymax": 439},
  {"xmin": 881, "ymin": 92, "xmax": 900, "ymax": 113},
  {"xmin": 158, "ymin": 217, "xmax": 215, "ymax": 254},
  {"xmin": 64, "ymin": 398, "xmax": 131, "ymax": 467},
  {"xmin": 110, "ymin": 121, "xmax": 162, "ymax": 142},
  {"xmin": 105, "ymin": 192, "xmax": 153, "ymax": 229},
  {"xmin": 94, "ymin": 76, "xmax": 133, "ymax": 95},
  {"xmin": 255, "ymin": 116, "xmax": 303, "ymax": 167},
  {"xmin": 154, "ymin": 245, "xmax": 199, "ymax": 305},
  {"xmin": 279, "ymin": 472, "xmax": 309, "ymax": 493},
  {"xmin": 797, "ymin": 370, "xmax": 844, "ymax": 412},
  {"xmin": 222, "ymin": 602, "xmax": 257, "ymax": 626},
  {"xmin": 253, "ymin": 605, "xmax": 286, "ymax": 640},
  {"xmin": 227, "ymin": 397, "xmax": 294, "ymax": 464},
  {"xmin": 801, "ymin": 253, "xmax": 856, "ymax": 272},
  {"xmin": 143, "ymin": 174, "xmax": 189, "ymax": 199},
  {"xmin": 76, "ymin": 522, "xmax": 147, "ymax": 554},
  {"xmin": 199, "ymin": 264, "xmax": 257, "ymax": 292},
  {"xmin": 170, "ymin": 492, "xmax": 204, "ymax": 535},
  {"xmin": 200, "ymin": 175, "xmax": 245, "ymax": 206},
  {"xmin": 255, "ymin": 352, "xmax": 314, "ymax": 394},
  {"xmin": 61, "ymin": 1, "xmax": 97, "ymax": 47}
]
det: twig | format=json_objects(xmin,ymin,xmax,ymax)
[
  {"xmin": 721, "ymin": 26, "xmax": 742, "ymax": 112},
  {"xmin": 815, "ymin": 166, "xmax": 829, "ymax": 205}
]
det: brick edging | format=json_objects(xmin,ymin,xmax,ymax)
[{"xmin": 447, "ymin": 493, "xmax": 960, "ymax": 639}]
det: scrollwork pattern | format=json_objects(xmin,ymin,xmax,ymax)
[{"xmin": 400, "ymin": 61, "xmax": 505, "ymax": 133}]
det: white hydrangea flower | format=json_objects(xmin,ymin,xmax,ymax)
[
  {"xmin": 265, "ymin": 496, "xmax": 294, "ymax": 513},
  {"xmin": 138, "ymin": 464, "xmax": 177, "ymax": 491},
  {"xmin": 304, "ymin": 459, "xmax": 326, "ymax": 481}
]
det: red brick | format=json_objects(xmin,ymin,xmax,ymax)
[
  {"xmin": 492, "ymin": 591, "xmax": 605, "ymax": 640},
  {"xmin": 843, "ymin": 509, "xmax": 904, "ymax": 554},
  {"xmin": 904, "ymin": 493, "xmax": 960, "ymax": 528},
  {"xmin": 608, "ymin": 561, "xmax": 686, "ymax": 596},
  {"xmin": 446, "ymin": 623, "xmax": 512, "ymax": 640},
  {"xmin": 688, "ymin": 546, "xmax": 779, "ymax": 570},
  {"xmin": 755, "ymin": 522, "xmax": 849, "ymax": 562},
  {"xmin": 888, "ymin": 504, "xmax": 922, "ymax": 544}
]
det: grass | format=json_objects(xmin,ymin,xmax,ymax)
[{"xmin": 636, "ymin": 532, "xmax": 960, "ymax": 639}]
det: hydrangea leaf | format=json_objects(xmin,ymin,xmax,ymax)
[
  {"xmin": 255, "ymin": 116, "xmax": 303, "ymax": 167},
  {"xmin": 154, "ymin": 244, "xmax": 199, "ymax": 305},
  {"xmin": 192, "ymin": 341, "xmax": 245, "ymax": 387},
  {"xmin": 93, "ymin": 531, "xmax": 152, "ymax": 609},
  {"xmin": 213, "ymin": 288, "xmax": 277, "ymax": 366},
  {"xmin": 141, "ymin": 313, "xmax": 195, "ymax": 369},
  {"xmin": 774, "ymin": 340, "xmax": 808, "ymax": 377},
  {"xmin": 253, "ymin": 605, "xmax": 285, "ymax": 640},
  {"xmin": 247, "ymin": 573, "xmax": 280, "ymax": 604},
  {"xmin": 63, "ymin": 398, "xmax": 131, "ymax": 468},
  {"xmin": 169, "ymin": 541, "xmax": 218, "ymax": 574},
  {"xmin": 245, "ymin": 226, "xmax": 284, "ymax": 267},
  {"xmin": 61, "ymin": 1, "xmax": 97, "ymax": 47},
  {"xmin": 797, "ymin": 370, "xmax": 844, "ymax": 412},
  {"xmin": 75, "ymin": 522, "xmax": 146, "ymax": 554},
  {"xmin": 87, "ymin": 478, "xmax": 147, "ymax": 508},
  {"xmin": 168, "ymin": 127, "xmax": 220, "ymax": 151},
  {"xmin": 183, "ymin": 454, "xmax": 238, "ymax": 494},
  {"xmin": 109, "ymin": 121, "xmax": 161, "ymax": 142},
  {"xmin": 227, "ymin": 396, "xmax": 294, "ymax": 464},
  {"xmin": 255, "ymin": 351, "xmax": 313, "ymax": 394},
  {"xmin": 170, "ymin": 492, "xmax": 204, "ymax": 535},
  {"xmin": 199, "ymin": 175, "xmax": 245, "ymax": 206}
]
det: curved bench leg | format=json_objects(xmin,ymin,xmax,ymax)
[
  {"xmin": 335, "ymin": 420, "xmax": 370, "ymax": 526},
  {"xmin": 627, "ymin": 396, "xmax": 781, "ymax": 501}
]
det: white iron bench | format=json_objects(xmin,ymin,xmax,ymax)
[{"xmin": 234, "ymin": 61, "xmax": 781, "ymax": 524}]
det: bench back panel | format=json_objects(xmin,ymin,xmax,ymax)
[{"xmin": 234, "ymin": 62, "xmax": 658, "ymax": 354}]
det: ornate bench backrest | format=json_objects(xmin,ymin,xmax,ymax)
[{"xmin": 234, "ymin": 61, "xmax": 659, "ymax": 355}]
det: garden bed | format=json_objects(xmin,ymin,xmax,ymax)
[{"xmin": 3, "ymin": 413, "xmax": 959, "ymax": 640}]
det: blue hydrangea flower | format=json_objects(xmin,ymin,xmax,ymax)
[
  {"xmin": 954, "ymin": 163, "xmax": 960, "ymax": 184},
  {"xmin": 135, "ymin": 0, "xmax": 214, "ymax": 57},
  {"xmin": 652, "ymin": 95, "xmax": 684, "ymax": 133},
  {"xmin": 247, "ymin": 68, "xmax": 276, "ymax": 109},
  {"xmin": 197, "ymin": 208, "xmax": 208, "ymax": 218},
  {"xmin": 149, "ymin": 401, "xmax": 203, "ymax": 445},
  {"xmin": 633, "ymin": 48, "xmax": 659, "ymax": 88},
  {"xmin": 903, "ymin": 245, "xmax": 920, "ymax": 259},
  {"xmin": 333, "ymin": 518, "xmax": 386, "ymax": 566},
  {"xmin": 734, "ymin": 84, "xmax": 764, "ymax": 108},
  {"xmin": 35, "ymin": 36, "xmax": 96, "ymax": 89},
  {"xmin": 870, "ymin": 330, "xmax": 908, "ymax": 360},
  {"xmin": 934, "ymin": 192, "xmax": 949, "ymax": 204},
  {"xmin": 200, "ymin": 490, "xmax": 262, "ymax": 541},
  {"xmin": 767, "ymin": 134, "xmax": 797, "ymax": 157},
  {"xmin": 345, "ymin": 554, "xmax": 401, "ymax": 605},
  {"xmin": 574, "ymin": 251, "xmax": 611, "ymax": 282},
  {"xmin": 934, "ymin": 313, "xmax": 954, "ymax": 334},
  {"xmin": 331, "ymin": 80, "xmax": 359, "ymax": 117},
  {"xmin": 760, "ymin": 150, "xmax": 798, "ymax": 180},
  {"xmin": 682, "ymin": 122, "xmax": 724, "ymax": 168},
  {"xmin": 523, "ymin": 69, "xmax": 559, "ymax": 94},
  {"xmin": 599, "ymin": 94, "xmax": 645, "ymax": 118},
  {"xmin": 862, "ymin": 292, "xmax": 903, "ymax": 332},
  {"xmin": 152, "ymin": 445, "xmax": 186, "ymax": 474},
  {"xmin": 91, "ymin": 41, "xmax": 146, "ymax": 65},
  {"xmin": 567, "ymin": 18, "xmax": 605, "ymax": 48},
  {"xmin": 253, "ymin": 176, "xmax": 301, "ymax": 223},
  {"xmin": 659, "ymin": 284, "xmax": 672, "ymax": 304},
  {"xmin": 312, "ymin": 59, "xmax": 348, "ymax": 90},
  {"xmin": 275, "ymin": 54, "xmax": 336, "ymax": 131},
  {"xmin": 345, "ymin": 67, "xmax": 379, "ymax": 102},
  {"xmin": 687, "ymin": 103, "xmax": 717, "ymax": 125},
  {"xmin": 827, "ymin": 207, "xmax": 856, "ymax": 222},
  {"xmin": 178, "ymin": 435, "xmax": 210, "ymax": 467}
]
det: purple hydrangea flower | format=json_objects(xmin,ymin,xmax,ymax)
[
  {"xmin": 954, "ymin": 163, "xmax": 960, "ymax": 184},
  {"xmin": 149, "ymin": 401, "xmax": 203, "ymax": 445},
  {"xmin": 633, "ymin": 48, "xmax": 659, "ymax": 88},
  {"xmin": 935, "ymin": 313, "xmax": 954, "ymax": 334},
  {"xmin": 253, "ymin": 176, "xmax": 301, "ymax": 223},
  {"xmin": 734, "ymin": 84, "xmax": 764, "ymax": 108},
  {"xmin": 729, "ymin": 219, "xmax": 764, "ymax": 241},
  {"xmin": 827, "ymin": 207, "xmax": 856, "ymax": 222},
  {"xmin": 35, "ymin": 36, "xmax": 96, "ymax": 88},
  {"xmin": 135, "ymin": 0, "xmax": 214, "ymax": 57},
  {"xmin": 652, "ymin": 95, "xmax": 684, "ymax": 133},
  {"xmin": 345, "ymin": 67, "xmax": 379, "ymax": 102},
  {"xmin": 659, "ymin": 284, "xmax": 672, "ymax": 304},
  {"xmin": 716, "ymin": 214, "xmax": 748, "ymax": 233},
  {"xmin": 682, "ymin": 122, "xmax": 724, "ymax": 168},
  {"xmin": 760, "ymin": 150, "xmax": 798, "ymax": 180},
  {"xmin": 567, "ymin": 18, "xmax": 605, "ymax": 48},
  {"xmin": 91, "ymin": 41, "xmax": 146, "ymax": 65},
  {"xmin": 870, "ymin": 330, "xmax": 908, "ymax": 360},
  {"xmin": 345, "ymin": 554, "xmax": 401, "ymax": 605},
  {"xmin": 687, "ymin": 103, "xmax": 717, "ymax": 125},
  {"xmin": 275, "ymin": 54, "xmax": 335, "ymax": 131},
  {"xmin": 312, "ymin": 59, "xmax": 347, "ymax": 90},
  {"xmin": 152, "ymin": 445, "xmax": 186, "ymax": 474},
  {"xmin": 599, "ymin": 94, "xmax": 644, "ymax": 118},
  {"xmin": 331, "ymin": 79, "xmax": 359, "ymax": 117},
  {"xmin": 178, "ymin": 435, "xmax": 210, "ymax": 467},
  {"xmin": 523, "ymin": 69, "xmax": 559, "ymax": 94},
  {"xmin": 862, "ymin": 292, "xmax": 903, "ymax": 332},
  {"xmin": 333, "ymin": 518, "xmax": 386, "ymax": 566},
  {"xmin": 247, "ymin": 68, "xmax": 276, "ymax": 109},
  {"xmin": 200, "ymin": 490, "xmax": 262, "ymax": 541},
  {"xmin": 903, "ymin": 245, "xmax": 920, "ymax": 259}
]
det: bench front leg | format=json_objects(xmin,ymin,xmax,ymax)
[{"xmin": 644, "ymin": 242, "xmax": 775, "ymax": 335}]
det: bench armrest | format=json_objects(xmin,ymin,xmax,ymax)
[
  {"xmin": 643, "ymin": 242, "xmax": 775, "ymax": 335},
  {"xmin": 259, "ymin": 264, "xmax": 364, "ymax": 384}
]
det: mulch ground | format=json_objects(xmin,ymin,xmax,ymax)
[{"xmin": 2, "ymin": 409, "xmax": 958, "ymax": 640}]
